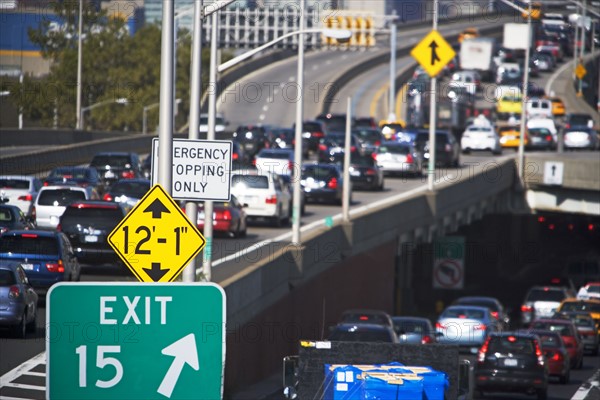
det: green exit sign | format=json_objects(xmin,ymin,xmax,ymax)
[{"xmin": 47, "ymin": 283, "xmax": 225, "ymax": 400}]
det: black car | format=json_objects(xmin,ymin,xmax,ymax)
[
  {"xmin": 44, "ymin": 166, "xmax": 101, "ymax": 192},
  {"xmin": 328, "ymin": 323, "xmax": 398, "ymax": 343},
  {"xmin": 414, "ymin": 130, "xmax": 460, "ymax": 168},
  {"xmin": 348, "ymin": 154, "xmax": 384, "ymax": 191},
  {"xmin": 527, "ymin": 127, "xmax": 556, "ymax": 151},
  {"xmin": 232, "ymin": 125, "xmax": 270, "ymax": 161},
  {"xmin": 300, "ymin": 164, "xmax": 348, "ymax": 205},
  {"xmin": 317, "ymin": 133, "xmax": 361, "ymax": 163},
  {"xmin": 474, "ymin": 332, "xmax": 548, "ymax": 399},
  {"xmin": 352, "ymin": 128, "xmax": 384, "ymax": 154},
  {"xmin": 89, "ymin": 152, "xmax": 142, "ymax": 193},
  {"xmin": 564, "ymin": 113, "xmax": 594, "ymax": 130},
  {"xmin": 294, "ymin": 120, "xmax": 327, "ymax": 154},
  {"xmin": 102, "ymin": 179, "xmax": 150, "ymax": 211},
  {"xmin": 58, "ymin": 200, "xmax": 128, "ymax": 264},
  {"xmin": 315, "ymin": 113, "xmax": 353, "ymax": 133},
  {"xmin": 0, "ymin": 204, "xmax": 35, "ymax": 233},
  {"xmin": 269, "ymin": 127, "xmax": 309, "ymax": 159}
]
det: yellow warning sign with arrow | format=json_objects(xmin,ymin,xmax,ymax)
[{"xmin": 410, "ymin": 30, "xmax": 456, "ymax": 78}]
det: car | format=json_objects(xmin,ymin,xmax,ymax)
[
  {"xmin": 0, "ymin": 175, "xmax": 43, "ymax": 218},
  {"xmin": 449, "ymin": 70, "xmax": 481, "ymax": 95},
  {"xmin": 379, "ymin": 121, "xmax": 406, "ymax": 140},
  {"xmin": 497, "ymin": 123, "xmax": 527, "ymax": 150},
  {"xmin": 352, "ymin": 127, "xmax": 384, "ymax": 155},
  {"xmin": 58, "ymin": 201, "xmax": 128, "ymax": 264},
  {"xmin": 563, "ymin": 126, "xmax": 599, "ymax": 150},
  {"xmin": 278, "ymin": 174, "xmax": 306, "ymax": 216},
  {"xmin": 315, "ymin": 113, "xmax": 352, "ymax": 133},
  {"xmin": 391, "ymin": 316, "xmax": 439, "ymax": 344},
  {"xmin": 414, "ymin": 130, "xmax": 461, "ymax": 167},
  {"xmin": 300, "ymin": 163, "xmax": 349, "ymax": 205},
  {"xmin": 196, "ymin": 195, "xmax": 247, "ymax": 238},
  {"xmin": 254, "ymin": 148, "xmax": 296, "ymax": 176},
  {"xmin": 556, "ymin": 312, "xmax": 599, "ymax": 355},
  {"xmin": 33, "ymin": 185, "xmax": 99, "ymax": 229},
  {"xmin": 44, "ymin": 166, "xmax": 101, "ymax": 192},
  {"xmin": 296, "ymin": 120, "xmax": 327, "ymax": 153},
  {"xmin": 199, "ymin": 113, "xmax": 227, "ymax": 134},
  {"xmin": 527, "ymin": 127, "xmax": 556, "ymax": 151},
  {"xmin": 577, "ymin": 282, "xmax": 600, "ymax": 300},
  {"xmin": 452, "ymin": 296, "xmax": 511, "ymax": 330},
  {"xmin": 230, "ymin": 169, "xmax": 291, "ymax": 227},
  {"xmin": 268, "ymin": 127, "xmax": 296, "ymax": 152},
  {"xmin": 88, "ymin": 152, "xmax": 143, "ymax": 193},
  {"xmin": 354, "ymin": 116, "xmax": 377, "ymax": 129},
  {"xmin": 525, "ymin": 329, "xmax": 571, "ymax": 384},
  {"xmin": 527, "ymin": 117, "xmax": 558, "ymax": 143},
  {"xmin": 348, "ymin": 154, "xmax": 385, "ymax": 191},
  {"xmin": 232, "ymin": 125, "xmax": 270, "ymax": 160},
  {"xmin": 556, "ymin": 298, "xmax": 600, "ymax": 328},
  {"xmin": 328, "ymin": 323, "xmax": 398, "ymax": 343},
  {"xmin": 317, "ymin": 133, "xmax": 361, "ymax": 164},
  {"xmin": 0, "ymin": 230, "xmax": 81, "ymax": 296},
  {"xmin": 0, "ymin": 204, "xmax": 35, "ymax": 233},
  {"xmin": 532, "ymin": 52, "xmax": 555, "ymax": 72},
  {"xmin": 564, "ymin": 113, "xmax": 594, "ymax": 130},
  {"xmin": 536, "ymin": 44, "xmax": 563, "ymax": 62},
  {"xmin": 496, "ymin": 91, "xmax": 522, "ymax": 120},
  {"xmin": 407, "ymin": 73, "xmax": 429, "ymax": 96},
  {"xmin": 338, "ymin": 309, "xmax": 394, "ymax": 329},
  {"xmin": 0, "ymin": 261, "xmax": 38, "ymax": 338},
  {"xmin": 520, "ymin": 285, "xmax": 574, "ymax": 327},
  {"xmin": 435, "ymin": 305, "xmax": 498, "ymax": 353},
  {"xmin": 527, "ymin": 98, "xmax": 553, "ymax": 119},
  {"xmin": 373, "ymin": 141, "xmax": 423, "ymax": 177},
  {"xmin": 474, "ymin": 332, "xmax": 548, "ymax": 399},
  {"xmin": 529, "ymin": 318, "xmax": 584, "ymax": 369},
  {"xmin": 549, "ymin": 97, "xmax": 566, "ymax": 116},
  {"xmin": 102, "ymin": 179, "xmax": 151, "ymax": 210},
  {"xmin": 461, "ymin": 118, "xmax": 502, "ymax": 155}
]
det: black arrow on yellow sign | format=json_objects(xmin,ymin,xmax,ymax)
[
  {"xmin": 144, "ymin": 262, "xmax": 168, "ymax": 282},
  {"xmin": 429, "ymin": 40, "xmax": 441, "ymax": 66},
  {"xmin": 144, "ymin": 198, "xmax": 170, "ymax": 219}
]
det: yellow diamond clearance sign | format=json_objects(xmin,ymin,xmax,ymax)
[
  {"xmin": 410, "ymin": 30, "xmax": 456, "ymax": 78},
  {"xmin": 108, "ymin": 184, "xmax": 205, "ymax": 282},
  {"xmin": 575, "ymin": 63, "xmax": 586, "ymax": 80}
]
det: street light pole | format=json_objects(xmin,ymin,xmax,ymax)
[
  {"xmin": 80, "ymin": 98, "xmax": 127, "ymax": 130},
  {"xmin": 76, "ymin": 0, "xmax": 83, "ymax": 130},
  {"xmin": 388, "ymin": 22, "xmax": 397, "ymax": 121},
  {"xmin": 427, "ymin": 0, "xmax": 438, "ymax": 192},
  {"xmin": 292, "ymin": 0, "xmax": 305, "ymax": 245},
  {"xmin": 518, "ymin": 4, "xmax": 531, "ymax": 180}
]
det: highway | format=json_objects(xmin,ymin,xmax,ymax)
[{"xmin": 1, "ymin": 10, "xmax": 599, "ymax": 400}]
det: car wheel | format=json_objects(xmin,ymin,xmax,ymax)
[
  {"xmin": 11, "ymin": 312, "xmax": 27, "ymax": 338},
  {"xmin": 536, "ymin": 388, "xmax": 547, "ymax": 400},
  {"xmin": 559, "ymin": 370, "xmax": 570, "ymax": 384}
]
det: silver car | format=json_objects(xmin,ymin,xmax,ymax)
[
  {"xmin": 392, "ymin": 316, "xmax": 439, "ymax": 344},
  {"xmin": 436, "ymin": 305, "xmax": 497, "ymax": 353},
  {"xmin": 0, "ymin": 176, "xmax": 43, "ymax": 219},
  {"xmin": 374, "ymin": 141, "xmax": 423, "ymax": 177}
]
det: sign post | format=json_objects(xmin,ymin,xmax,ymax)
[
  {"xmin": 433, "ymin": 236, "xmax": 465, "ymax": 290},
  {"xmin": 47, "ymin": 282, "xmax": 225, "ymax": 400}
]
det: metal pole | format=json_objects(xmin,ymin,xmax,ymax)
[
  {"xmin": 158, "ymin": 0, "xmax": 174, "ymax": 193},
  {"xmin": 578, "ymin": 0, "xmax": 587, "ymax": 95},
  {"xmin": 574, "ymin": 6, "xmax": 580, "ymax": 80},
  {"xmin": 292, "ymin": 0, "xmax": 305, "ymax": 245},
  {"xmin": 342, "ymin": 97, "xmax": 351, "ymax": 222},
  {"xmin": 18, "ymin": 74, "xmax": 23, "ymax": 129},
  {"xmin": 518, "ymin": 6, "xmax": 531, "ymax": 179},
  {"xmin": 427, "ymin": 0, "xmax": 438, "ymax": 192},
  {"xmin": 388, "ymin": 22, "xmax": 397, "ymax": 121},
  {"xmin": 183, "ymin": 0, "xmax": 204, "ymax": 283},
  {"xmin": 76, "ymin": 0, "xmax": 83, "ymax": 130},
  {"xmin": 142, "ymin": 106, "xmax": 148, "ymax": 135},
  {"xmin": 203, "ymin": 11, "xmax": 218, "ymax": 281}
]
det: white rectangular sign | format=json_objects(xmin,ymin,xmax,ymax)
[
  {"xmin": 503, "ymin": 23, "xmax": 531, "ymax": 50},
  {"xmin": 543, "ymin": 161, "xmax": 564, "ymax": 186},
  {"xmin": 151, "ymin": 138, "xmax": 232, "ymax": 201}
]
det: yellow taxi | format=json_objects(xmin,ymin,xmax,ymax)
[
  {"xmin": 556, "ymin": 297, "xmax": 600, "ymax": 333},
  {"xmin": 458, "ymin": 27, "xmax": 479, "ymax": 43},
  {"xmin": 497, "ymin": 124, "xmax": 527, "ymax": 149},
  {"xmin": 496, "ymin": 93, "xmax": 522, "ymax": 119},
  {"xmin": 549, "ymin": 97, "xmax": 566, "ymax": 117}
]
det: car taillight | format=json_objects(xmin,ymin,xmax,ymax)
[
  {"xmin": 421, "ymin": 335, "xmax": 433, "ymax": 344},
  {"xmin": 546, "ymin": 135, "xmax": 553, "ymax": 142},
  {"xmin": 350, "ymin": 146, "xmax": 357, "ymax": 152},
  {"xmin": 314, "ymin": 131, "xmax": 324, "ymax": 138},
  {"xmin": 18, "ymin": 194, "xmax": 33, "ymax": 201},
  {"xmin": 265, "ymin": 195, "xmax": 277, "ymax": 204},
  {"xmin": 56, "ymin": 223, "xmax": 61, "ymax": 232},
  {"xmin": 222, "ymin": 210, "xmax": 232, "ymax": 220},
  {"xmin": 521, "ymin": 305, "xmax": 532, "ymax": 313},
  {"xmin": 252, "ymin": 159, "xmax": 257, "ymax": 166},
  {"xmin": 551, "ymin": 352, "xmax": 563, "ymax": 361},
  {"xmin": 31, "ymin": 206, "xmax": 36, "ymax": 220},
  {"xmin": 406, "ymin": 154, "xmax": 414, "ymax": 164},
  {"xmin": 43, "ymin": 182, "xmax": 50, "ymax": 186},
  {"xmin": 435, "ymin": 322, "xmax": 445, "ymax": 329},
  {"xmin": 371, "ymin": 152, "xmax": 378, "ymax": 160},
  {"xmin": 474, "ymin": 324, "xmax": 486, "ymax": 331},
  {"xmin": 478, "ymin": 337, "xmax": 491, "ymax": 363},
  {"xmin": 8, "ymin": 285, "xmax": 20, "ymax": 299},
  {"xmin": 288, "ymin": 161, "xmax": 294, "ymax": 172},
  {"xmin": 103, "ymin": 193, "xmax": 113, "ymax": 201},
  {"xmin": 319, "ymin": 144, "xmax": 327, "ymax": 152},
  {"xmin": 327, "ymin": 178, "xmax": 338, "ymax": 189},
  {"xmin": 366, "ymin": 168, "xmax": 377, "ymax": 176},
  {"xmin": 534, "ymin": 339, "xmax": 544, "ymax": 366},
  {"xmin": 490, "ymin": 311, "xmax": 499, "ymax": 320},
  {"xmin": 46, "ymin": 260, "xmax": 65, "ymax": 273},
  {"xmin": 121, "ymin": 171, "xmax": 135, "ymax": 179},
  {"xmin": 232, "ymin": 152, "xmax": 239, "ymax": 160},
  {"xmin": 374, "ymin": 140, "xmax": 381, "ymax": 146}
]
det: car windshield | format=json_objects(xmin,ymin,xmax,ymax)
[
  {"xmin": 232, "ymin": 175, "xmax": 269, "ymax": 189},
  {"xmin": 572, "ymin": 317, "xmax": 595, "ymax": 328},
  {"xmin": 538, "ymin": 334, "xmax": 562, "ymax": 348},
  {"xmin": 528, "ymin": 128, "xmax": 552, "ymax": 137},
  {"xmin": 258, "ymin": 151, "xmax": 291, "ymax": 159},
  {"xmin": 442, "ymin": 308, "xmax": 485, "ymax": 319},
  {"xmin": 0, "ymin": 269, "xmax": 16, "ymax": 285},
  {"xmin": 488, "ymin": 337, "xmax": 535, "ymax": 354},
  {"xmin": 527, "ymin": 288, "xmax": 567, "ymax": 302},
  {"xmin": 38, "ymin": 189, "xmax": 86, "ymax": 206},
  {"xmin": 378, "ymin": 145, "xmax": 409, "ymax": 155},
  {"xmin": 0, "ymin": 179, "xmax": 30, "ymax": 190},
  {"xmin": 0, "ymin": 235, "xmax": 59, "ymax": 255},
  {"xmin": 49, "ymin": 168, "xmax": 89, "ymax": 180},
  {"xmin": 63, "ymin": 207, "xmax": 123, "ymax": 220},
  {"xmin": 0, "ymin": 208, "xmax": 15, "ymax": 223},
  {"xmin": 302, "ymin": 167, "xmax": 337, "ymax": 181},
  {"xmin": 90, "ymin": 155, "xmax": 132, "ymax": 168},
  {"xmin": 531, "ymin": 322, "xmax": 573, "ymax": 336},
  {"xmin": 110, "ymin": 182, "xmax": 150, "ymax": 197},
  {"xmin": 394, "ymin": 321, "xmax": 427, "ymax": 333},
  {"xmin": 353, "ymin": 130, "xmax": 381, "ymax": 142},
  {"xmin": 457, "ymin": 299, "xmax": 499, "ymax": 311},
  {"xmin": 561, "ymin": 302, "xmax": 600, "ymax": 313},
  {"xmin": 329, "ymin": 329, "xmax": 393, "ymax": 342}
]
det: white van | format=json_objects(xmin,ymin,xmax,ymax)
[{"xmin": 527, "ymin": 98, "xmax": 553, "ymax": 119}]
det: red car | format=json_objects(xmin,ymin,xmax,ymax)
[
  {"xmin": 528, "ymin": 329, "xmax": 571, "ymax": 384},
  {"xmin": 529, "ymin": 319, "xmax": 584, "ymax": 370},
  {"xmin": 196, "ymin": 195, "xmax": 247, "ymax": 238}
]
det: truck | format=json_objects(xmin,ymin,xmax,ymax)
[
  {"xmin": 459, "ymin": 37, "xmax": 497, "ymax": 82},
  {"xmin": 282, "ymin": 341, "xmax": 473, "ymax": 399}
]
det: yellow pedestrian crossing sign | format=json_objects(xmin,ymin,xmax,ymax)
[
  {"xmin": 575, "ymin": 63, "xmax": 586, "ymax": 80},
  {"xmin": 410, "ymin": 30, "xmax": 456, "ymax": 78},
  {"xmin": 108, "ymin": 184, "xmax": 206, "ymax": 282}
]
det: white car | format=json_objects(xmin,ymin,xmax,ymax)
[
  {"xmin": 563, "ymin": 127, "xmax": 599, "ymax": 150},
  {"xmin": 0, "ymin": 175, "xmax": 43, "ymax": 219},
  {"xmin": 461, "ymin": 117, "xmax": 502, "ymax": 155},
  {"xmin": 527, "ymin": 117, "xmax": 558, "ymax": 142},
  {"xmin": 254, "ymin": 148, "xmax": 296, "ymax": 176},
  {"xmin": 33, "ymin": 185, "xmax": 99, "ymax": 229},
  {"xmin": 577, "ymin": 283, "xmax": 600, "ymax": 300},
  {"xmin": 230, "ymin": 170, "xmax": 291, "ymax": 227},
  {"xmin": 199, "ymin": 113, "xmax": 227, "ymax": 134}
]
